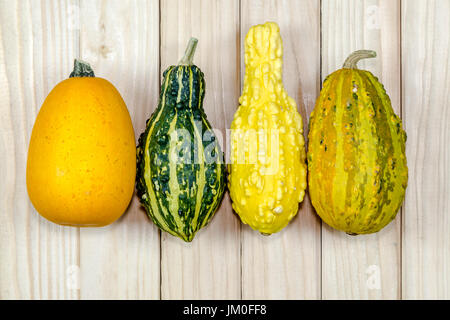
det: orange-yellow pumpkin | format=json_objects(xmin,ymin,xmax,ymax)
[{"xmin": 26, "ymin": 60, "xmax": 136, "ymax": 227}]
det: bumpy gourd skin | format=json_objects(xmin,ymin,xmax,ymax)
[
  {"xmin": 229, "ymin": 22, "xmax": 307, "ymax": 235},
  {"xmin": 308, "ymin": 58, "xmax": 408, "ymax": 235},
  {"xmin": 136, "ymin": 48, "xmax": 226, "ymax": 242}
]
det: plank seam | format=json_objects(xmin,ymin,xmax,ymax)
[
  {"xmin": 319, "ymin": 0, "xmax": 323, "ymax": 301},
  {"xmin": 399, "ymin": 0, "xmax": 403, "ymax": 301},
  {"xmin": 158, "ymin": 0, "xmax": 162, "ymax": 301},
  {"xmin": 76, "ymin": 0, "xmax": 81, "ymax": 301},
  {"xmin": 238, "ymin": 0, "xmax": 243, "ymax": 301}
]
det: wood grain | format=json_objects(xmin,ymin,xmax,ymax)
[
  {"xmin": 240, "ymin": 0, "xmax": 321, "ymax": 299},
  {"xmin": 321, "ymin": 0, "xmax": 402, "ymax": 299},
  {"xmin": 0, "ymin": 0, "xmax": 80, "ymax": 299},
  {"xmin": 0, "ymin": 0, "xmax": 449, "ymax": 300},
  {"xmin": 159, "ymin": 0, "xmax": 241, "ymax": 299},
  {"xmin": 78, "ymin": 0, "xmax": 160, "ymax": 299},
  {"xmin": 402, "ymin": 0, "xmax": 450, "ymax": 299}
]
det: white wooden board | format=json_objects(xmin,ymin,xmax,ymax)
[
  {"xmin": 321, "ymin": 0, "xmax": 402, "ymax": 299},
  {"xmin": 0, "ymin": 0, "xmax": 449, "ymax": 300}
]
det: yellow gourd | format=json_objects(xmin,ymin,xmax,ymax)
[
  {"xmin": 308, "ymin": 50, "xmax": 408, "ymax": 234},
  {"xmin": 229, "ymin": 22, "xmax": 307, "ymax": 234},
  {"xmin": 26, "ymin": 60, "xmax": 136, "ymax": 227}
]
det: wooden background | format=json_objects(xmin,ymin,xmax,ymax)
[{"xmin": 0, "ymin": 0, "xmax": 449, "ymax": 300}]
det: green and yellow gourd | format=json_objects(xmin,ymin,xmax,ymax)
[
  {"xmin": 136, "ymin": 38, "xmax": 226, "ymax": 242},
  {"xmin": 229, "ymin": 22, "xmax": 307, "ymax": 235},
  {"xmin": 308, "ymin": 50, "xmax": 408, "ymax": 235}
]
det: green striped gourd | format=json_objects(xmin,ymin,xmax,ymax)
[
  {"xmin": 307, "ymin": 50, "xmax": 408, "ymax": 235},
  {"xmin": 136, "ymin": 38, "xmax": 226, "ymax": 242}
]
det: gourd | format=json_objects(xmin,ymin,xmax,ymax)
[
  {"xmin": 26, "ymin": 60, "xmax": 136, "ymax": 227},
  {"xmin": 307, "ymin": 50, "xmax": 408, "ymax": 235},
  {"xmin": 228, "ymin": 22, "xmax": 307, "ymax": 235},
  {"xmin": 136, "ymin": 38, "xmax": 226, "ymax": 242}
]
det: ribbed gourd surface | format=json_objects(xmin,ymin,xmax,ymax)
[
  {"xmin": 137, "ymin": 64, "xmax": 226, "ymax": 242},
  {"xmin": 308, "ymin": 68, "xmax": 408, "ymax": 234}
]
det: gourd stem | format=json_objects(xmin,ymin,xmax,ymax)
[
  {"xmin": 342, "ymin": 50, "xmax": 377, "ymax": 69},
  {"xmin": 178, "ymin": 37, "xmax": 198, "ymax": 66},
  {"xmin": 69, "ymin": 59, "xmax": 95, "ymax": 78}
]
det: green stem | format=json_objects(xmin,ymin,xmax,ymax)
[
  {"xmin": 342, "ymin": 50, "xmax": 377, "ymax": 69},
  {"xmin": 178, "ymin": 37, "xmax": 198, "ymax": 66},
  {"xmin": 69, "ymin": 59, "xmax": 95, "ymax": 78}
]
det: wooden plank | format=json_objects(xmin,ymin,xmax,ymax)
[
  {"xmin": 78, "ymin": 0, "xmax": 160, "ymax": 299},
  {"xmin": 160, "ymin": 0, "xmax": 241, "ymax": 299},
  {"xmin": 0, "ymin": 0, "xmax": 448, "ymax": 301},
  {"xmin": 0, "ymin": 0, "xmax": 80, "ymax": 299},
  {"xmin": 321, "ymin": 0, "xmax": 402, "ymax": 299},
  {"xmin": 240, "ymin": 0, "xmax": 321, "ymax": 299},
  {"xmin": 402, "ymin": 0, "xmax": 450, "ymax": 299}
]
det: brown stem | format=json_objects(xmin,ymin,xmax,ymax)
[{"xmin": 343, "ymin": 50, "xmax": 377, "ymax": 69}]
